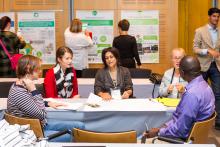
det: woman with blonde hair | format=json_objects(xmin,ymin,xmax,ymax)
[
  {"xmin": 159, "ymin": 48, "xmax": 188, "ymax": 98},
  {"xmin": 64, "ymin": 18, "xmax": 93, "ymax": 77}
]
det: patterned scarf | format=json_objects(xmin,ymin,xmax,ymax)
[{"xmin": 53, "ymin": 64, "xmax": 74, "ymax": 98}]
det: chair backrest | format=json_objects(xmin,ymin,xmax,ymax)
[
  {"xmin": 81, "ymin": 68, "xmax": 99, "ymax": 78},
  {"xmin": 42, "ymin": 69, "xmax": 49, "ymax": 78},
  {"xmin": 128, "ymin": 68, "xmax": 152, "ymax": 78},
  {"xmin": 4, "ymin": 113, "xmax": 44, "ymax": 138},
  {"xmin": 187, "ymin": 111, "xmax": 216, "ymax": 144},
  {"xmin": 73, "ymin": 128, "xmax": 137, "ymax": 143},
  {"xmin": 36, "ymin": 83, "xmax": 45, "ymax": 97},
  {"xmin": 0, "ymin": 82, "xmax": 13, "ymax": 98}
]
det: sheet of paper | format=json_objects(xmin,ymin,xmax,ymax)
[
  {"xmin": 83, "ymin": 97, "xmax": 167, "ymax": 112},
  {"xmin": 86, "ymin": 93, "xmax": 103, "ymax": 105},
  {"xmin": 45, "ymin": 98, "xmax": 83, "ymax": 110}
]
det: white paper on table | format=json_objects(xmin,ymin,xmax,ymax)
[
  {"xmin": 86, "ymin": 93, "xmax": 103, "ymax": 105},
  {"xmin": 83, "ymin": 98, "xmax": 167, "ymax": 111},
  {"xmin": 44, "ymin": 98, "xmax": 83, "ymax": 110},
  {"xmin": 55, "ymin": 103, "xmax": 83, "ymax": 110}
]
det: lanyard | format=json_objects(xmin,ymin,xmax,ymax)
[
  {"xmin": 170, "ymin": 68, "xmax": 181, "ymax": 98},
  {"xmin": 170, "ymin": 68, "xmax": 180, "ymax": 84}
]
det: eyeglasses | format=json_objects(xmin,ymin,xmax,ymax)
[{"xmin": 172, "ymin": 57, "xmax": 183, "ymax": 60}]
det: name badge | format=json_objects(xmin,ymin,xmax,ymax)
[{"xmin": 110, "ymin": 88, "xmax": 121, "ymax": 100}]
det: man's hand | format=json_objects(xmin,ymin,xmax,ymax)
[
  {"xmin": 208, "ymin": 48, "xmax": 220, "ymax": 58},
  {"xmin": 137, "ymin": 65, "xmax": 142, "ymax": 68},
  {"xmin": 143, "ymin": 128, "xmax": 160, "ymax": 138}
]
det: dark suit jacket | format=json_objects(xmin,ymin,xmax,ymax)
[{"xmin": 94, "ymin": 66, "xmax": 133, "ymax": 96}]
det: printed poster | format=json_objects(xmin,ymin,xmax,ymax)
[
  {"xmin": 17, "ymin": 12, "xmax": 56, "ymax": 64},
  {"xmin": 76, "ymin": 10, "xmax": 114, "ymax": 63},
  {"xmin": 121, "ymin": 10, "xmax": 159, "ymax": 63}
]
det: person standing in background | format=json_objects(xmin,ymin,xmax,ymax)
[
  {"xmin": 113, "ymin": 19, "xmax": 141, "ymax": 68},
  {"xmin": 64, "ymin": 18, "xmax": 93, "ymax": 77},
  {"xmin": 0, "ymin": 16, "xmax": 26, "ymax": 77},
  {"xmin": 193, "ymin": 7, "xmax": 220, "ymax": 130}
]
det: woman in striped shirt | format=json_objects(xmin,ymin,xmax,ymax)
[{"xmin": 7, "ymin": 55, "xmax": 85, "ymax": 142}]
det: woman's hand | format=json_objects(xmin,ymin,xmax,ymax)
[
  {"xmin": 99, "ymin": 92, "xmax": 112, "ymax": 101},
  {"xmin": 22, "ymin": 78, "xmax": 36, "ymax": 92},
  {"xmin": 176, "ymin": 84, "xmax": 185, "ymax": 93},
  {"xmin": 48, "ymin": 101, "xmax": 67, "ymax": 109},
  {"xmin": 73, "ymin": 94, "xmax": 80, "ymax": 99},
  {"xmin": 84, "ymin": 30, "xmax": 90, "ymax": 36},
  {"xmin": 122, "ymin": 91, "xmax": 130, "ymax": 99},
  {"xmin": 167, "ymin": 84, "xmax": 174, "ymax": 94}
]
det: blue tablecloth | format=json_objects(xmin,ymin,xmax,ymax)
[{"xmin": 1, "ymin": 104, "xmax": 172, "ymax": 137}]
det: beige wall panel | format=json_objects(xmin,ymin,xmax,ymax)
[
  {"xmin": 178, "ymin": 0, "xmax": 211, "ymax": 55},
  {"xmin": 74, "ymin": 0, "xmax": 117, "ymax": 10},
  {"xmin": 2, "ymin": 0, "xmax": 70, "ymax": 69},
  {"xmin": 117, "ymin": 0, "xmax": 169, "ymax": 10},
  {"xmin": 0, "ymin": 0, "xmax": 4, "ymax": 12},
  {"xmin": 83, "ymin": 0, "xmax": 178, "ymax": 74},
  {"xmin": 9, "ymin": 0, "xmax": 64, "ymax": 11},
  {"xmin": 121, "ymin": 0, "xmax": 178, "ymax": 74}
]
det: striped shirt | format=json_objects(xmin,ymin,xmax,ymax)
[{"xmin": 7, "ymin": 83, "xmax": 47, "ymax": 126}]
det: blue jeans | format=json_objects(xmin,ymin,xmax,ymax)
[
  {"xmin": 43, "ymin": 120, "xmax": 85, "ymax": 142},
  {"xmin": 202, "ymin": 62, "xmax": 220, "ymax": 124}
]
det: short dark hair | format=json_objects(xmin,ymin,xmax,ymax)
[
  {"xmin": 179, "ymin": 56, "xmax": 201, "ymax": 78},
  {"xmin": 101, "ymin": 47, "xmax": 120, "ymax": 68},
  {"xmin": 208, "ymin": 8, "xmax": 220, "ymax": 16},
  {"xmin": 17, "ymin": 55, "xmax": 41, "ymax": 78},
  {"xmin": 56, "ymin": 46, "xmax": 73, "ymax": 64},
  {"xmin": 0, "ymin": 16, "xmax": 11, "ymax": 31},
  {"xmin": 118, "ymin": 19, "xmax": 130, "ymax": 31}
]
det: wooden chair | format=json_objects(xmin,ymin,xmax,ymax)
[
  {"xmin": 186, "ymin": 111, "xmax": 217, "ymax": 144},
  {"xmin": 153, "ymin": 111, "xmax": 217, "ymax": 144},
  {"xmin": 4, "ymin": 113, "xmax": 70, "ymax": 140},
  {"xmin": 73, "ymin": 128, "xmax": 137, "ymax": 143}
]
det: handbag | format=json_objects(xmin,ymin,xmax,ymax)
[{"xmin": 0, "ymin": 39, "xmax": 23, "ymax": 70}]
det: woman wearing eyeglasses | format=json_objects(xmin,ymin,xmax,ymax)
[{"xmin": 159, "ymin": 48, "xmax": 188, "ymax": 98}]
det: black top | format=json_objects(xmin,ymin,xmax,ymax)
[
  {"xmin": 113, "ymin": 35, "xmax": 141, "ymax": 66},
  {"xmin": 0, "ymin": 31, "xmax": 26, "ymax": 77},
  {"xmin": 94, "ymin": 66, "xmax": 133, "ymax": 96}
]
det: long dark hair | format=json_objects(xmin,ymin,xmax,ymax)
[
  {"xmin": 56, "ymin": 46, "xmax": 73, "ymax": 64},
  {"xmin": 0, "ymin": 16, "xmax": 11, "ymax": 31},
  {"xmin": 101, "ymin": 47, "xmax": 120, "ymax": 68}
]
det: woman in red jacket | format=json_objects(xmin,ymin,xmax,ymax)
[{"xmin": 44, "ymin": 46, "xmax": 79, "ymax": 98}]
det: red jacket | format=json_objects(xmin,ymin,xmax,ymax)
[{"xmin": 44, "ymin": 67, "xmax": 78, "ymax": 98}]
